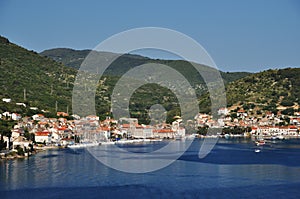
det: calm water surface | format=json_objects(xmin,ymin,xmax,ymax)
[{"xmin": 1, "ymin": 138, "xmax": 300, "ymax": 199}]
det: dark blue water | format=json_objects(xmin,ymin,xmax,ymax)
[{"xmin": 1, "ymin": 138, "xmax": 300, "ymax": 199}]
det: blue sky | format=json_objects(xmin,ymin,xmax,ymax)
[{"xmin": 0, "ymin": 0, "xmax": 299, "ymax": 72}]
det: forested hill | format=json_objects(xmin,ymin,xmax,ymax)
[
  {"xmin": 40, "ymin": 48, "xmax": 251, "ymax": 85},
  {"xmin": 0, "ymin": 36, "xmax": 76, "ymax": 116},
  {"xmin": 5, "ymin": 35, "xmax": 298, "ymax": 123},
  {"xmin": 199, "ymin": 67, "xmax": 300, "ymax": 114},
  {"xmin": 226, "ymin": 68, "xmax": 300, "ymax": 108}
]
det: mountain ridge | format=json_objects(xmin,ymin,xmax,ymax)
[
  {"xmin": 40, "ymin": 47, "xmax": 251, "ymax": 86},
  {"xmin": 2, "ymin": 35, "xmax": 300, "ymax": 123}
]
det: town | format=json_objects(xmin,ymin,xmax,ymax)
[{"xmin": 1, "ymin": 96, "xmax": 300, "ymax": 159}]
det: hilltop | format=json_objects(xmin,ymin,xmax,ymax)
[
  {"xmin": 5, "ymin": 36, "xmax": 299, "ymax": 123},
  {"xmin": 40, "ymin": 48, "xmax": 250, "ymax": 85}
]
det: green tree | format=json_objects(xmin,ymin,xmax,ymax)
[
  {"xmin": 197, "ymin": 126, "xmax": 208, "ymax": 135},
  {"xmin": 16, "ymin": 146, "xmax": 25, "ymax": 156}
]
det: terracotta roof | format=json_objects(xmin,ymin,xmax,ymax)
[
  {"xmin": 289, "ymin": 126, "xmax": 297, "ymax": 129},
  {"xmin": 100, "ymin": 126, "xmax": 110, "ymax": 131},
  {"xmin": 35, "ymin": 132, "xmax": 50, "ymax": 136},
  {"xmin": 121, "ymin": 123, "xmax": 145, "ymax": 128},
  {"xmin": 57, "ymin": 127, "xmax": 67, "ymax": 131},
  {"xmin": 154, "ymin": 129, "xmax": 174, "ymax": 133}
]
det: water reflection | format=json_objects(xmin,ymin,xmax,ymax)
[{"xmin": 1, "ymin": 139, "xmax": 300, "ymax": 195}]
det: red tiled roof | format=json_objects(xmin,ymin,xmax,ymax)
[
  {"xmin": 289, "ymin": 126, "xmax": 297, "ymax": 129},
  {"xmin": 57, "ymin": 112, "xmax": 69, "ymax": 117},
  {"xmin": 100, "ymin": 126, "xmax": 110, "ymax": 131},
  {"xmin": 57, "ymin": 127, "xmax": 67, "ymax": 131},
  {"xmin": 154, "ymin": 129, "xmax": 174, "ymax": 133},
  {"xmin": 279, "ymin": 126, "xmax": 289, "ymax": 129},
  {"xmin": 122, "ymin": 124, "xmax": 130, "ymax": 128},
  {"xmin": 35, "ymin": 132, "xmax": 50, "ymax": 136},
  {"xmin": 121, "ymin": 124, "xmax": 142, "ymax": 128}
]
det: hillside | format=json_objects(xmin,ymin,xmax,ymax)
[
  {"xmin": 0, "ymin": 36, "xmax": 76, "ymax": 116},
  {"xmin": 6, "ymin": 36, "xmax": 298, "ymax": 124},
  {"xmin": 40, "ymin": 48, "xmax": 250, "ymax": 86},
  {"xmin": 199, "ymin": 68, "xmax": 300, "ymax": 114},
  {"xmin": 226, "ymin": 68, "xmax": 300, "ymax": 109},
  {"xmin": 40, "ymin": 48, "xmax": 252, "ymax": 122}
]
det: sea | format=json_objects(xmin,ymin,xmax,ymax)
[{"xmin": 1, "ymin": 138, "xmax": 300, "ymax": 199}]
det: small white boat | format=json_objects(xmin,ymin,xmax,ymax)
[
  {"xmin": 254, "ymin": 149, "xmax": 261, "ymax": 153},
  {"xmin": 255, "ymin": 140, "xmax": 265, "ymax": 146},
  {"xmin": 101, "ymin": 141, "xmax": 116, "ymax": 145},
  {"xmin": 277, "ymin": 135, "xmax": 284, "ymax": 140},
  {"xmin": 224, "ymin": 134, "xmax": 230, "ymax": 139}
]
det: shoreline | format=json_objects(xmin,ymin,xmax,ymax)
[
  {"xmin": 0, "ymin": 145, "xmax": 65, "ymax": 160},
  {"xmin": 2, "ymin": 135, "xmax": 300, "ymax": 160}
]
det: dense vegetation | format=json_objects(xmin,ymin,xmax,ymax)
[
  {"xmin": 6, "ymin": 36, "xmax": 300, "ymax": 124},
  {"xmin": 41, "ymin": 48, "xmax": 250, "ymax": 86},
  {"xmin": 0, "ymin": 36, "xmax": 76, "ymax": 115},
  {"xmin": 226, "ymin": 68, "xmax": 300, "ymax": 108},
  {"xmin": 40, "ymin": 48, "xmax": 251, "ymax": 122}
]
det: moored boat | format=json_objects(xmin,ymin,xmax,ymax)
[
  {"xmin": 254, "ymin": 149, "xmax": 261, "ymax": 153},
  {"xmin": 255, "ymin": 139, "xmax": 265, "ymax": 146},
  {"xmin": 224, "ymin": 134, "xmax": 230, "ymax": 139}
]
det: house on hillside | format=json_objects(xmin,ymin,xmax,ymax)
[
  {"xmin": 237, "ymin": 109, "xmax": 247, "ymax": 118},
  {"xmin": 32, "ymin": 114, "xmax": 45, "ymax": 121},
  {"xmin": 218, "ymin": 108, "xmax": 229, "ymax": 115},
  {"xmin": 11, "ymin": 128, "xmax": 24, "ymax": 139},
  {"xmin": 11, "ymin": 113, "xmax": 22, "ymax": 121},
  {"xmin": 2, "ymin": 98, "xmax": 11, "ymax": 103},
  {"xmin": 57, "ymin": 112, "xmax": 69, "ymax": 117},
  {"xmin": 71, "ymin": 114, "xmax": 80, "ymax": 120},
  {"xmin": 2, "ymin": 112, "xmax": 11, "ymax": 119},
  {"xmin": 86, "ymin": 115, "xmax": 99, "ymax": 121},
  {"xmin": 16, "ymin": 102, "xmax": 26, "ymax": 107}
]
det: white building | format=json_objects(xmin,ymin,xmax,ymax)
[
  {"xmin": 51, "ymin": 131, "xmax": 61, "ymax": 143},
  {"xmin": 11, "ymin": 128, "xmax": 24, "ymax": 139},
  {"xmin": 11, "ymin": 113, "xmax": 22, "ymax": 121},
  {"xmin": 218, "ymin": 108, "xmax": 229, "ymax": 115},
  {"xmin": 153, "ymin": 128, "xmax": 174, "ymax": 139},
  {"xmin": 35, "ymin": 131, "xmax": 51, "ymax": 144},
  {"xmin": 16, "ymin": 103, "xmax": 26, "ymax": 107},
  {"xmin": 2, "ymin": 111, "xmax": 11, "ymax": 118},
  {"xmin": 12, "ymin": 137, "xmax": 32, "ymax": 150},
  {"xmin": 133, "ymin": 125, "xmax": 153, "ymax": 138},
  {"xmin": 32, "ymin": 114, "xmax": 45, "ymax": 121},
  {"xmin": 2, "ymin": 98, "xmax": 11, "ymax": 103},
  {"xmin": 86, "ymin": 115, "xmax": 99, "ymax": 121}
]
